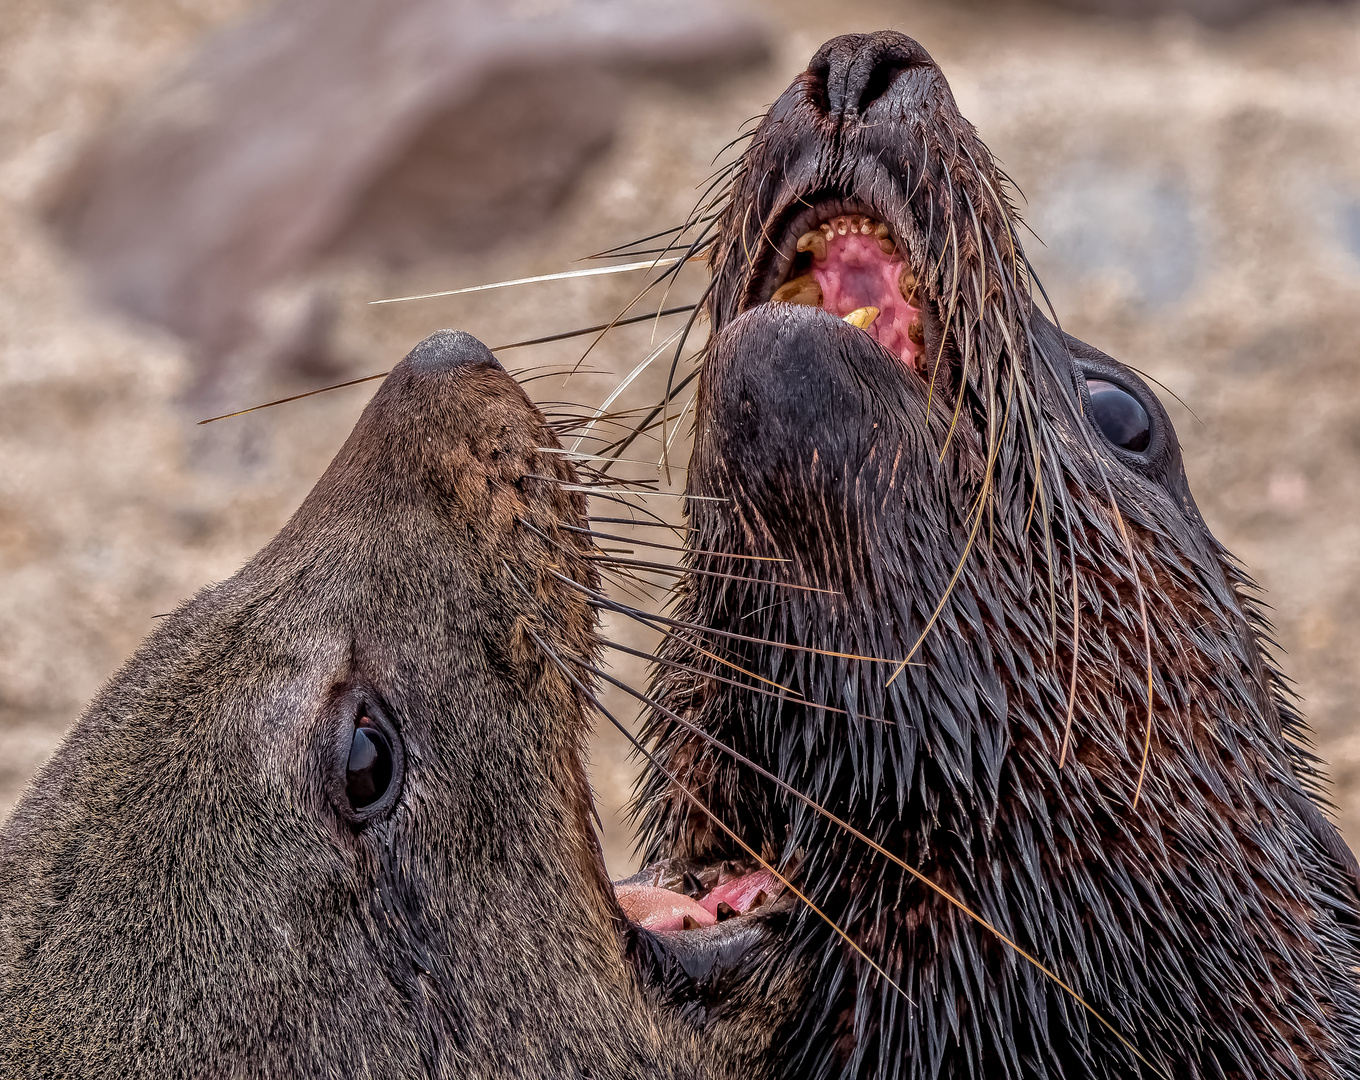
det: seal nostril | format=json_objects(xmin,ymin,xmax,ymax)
[
  {"xmin": 806, "ymin": 32, "xmax": 930, "ymax": 121},
  {"xmin": 856, "ymin": 61, "xmax": 911, "ymax": 115}
]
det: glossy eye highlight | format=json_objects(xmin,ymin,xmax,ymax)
[
  {"xmin": 346, "ymin": 718, "xmax": 393, "ymax": 809},
  {"xmin": 1086, "ymin": 378, "xmax": 1151, "ymax": 453}
]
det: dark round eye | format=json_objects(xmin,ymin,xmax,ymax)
[
  {"xmin": 1086, "ymin": 378, "xmax": 1151, "ymax": 453},
  {"xmin": 346, "ymin": 719, "xmax": 393, "ymax": 809}
]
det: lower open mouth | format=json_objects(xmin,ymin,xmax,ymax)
[
  {"xmin": 765, "ymin": 212, "xmax": 925, "ymax": 372},
  {"xmin": 615, "ymin": 858, "xmax": 785, "ymax": 933}
]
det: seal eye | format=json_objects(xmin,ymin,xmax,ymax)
[
  {"xmin": 1086, "ymin": 378, "xmax": 1151, "ymax": 453},
  {"xmin": 346, "ymin": 719, "xmax": 393, "ymax": 809}
]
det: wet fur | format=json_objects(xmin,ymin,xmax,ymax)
[{"xmin": 636, "ymin": 33, "xmax": 1360, "ymax": 1080}]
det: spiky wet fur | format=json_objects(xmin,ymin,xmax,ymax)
[
  {"xmin": 635, "ymin": 32, "xmax": 1360, "ymax": 1080},
  {"xmin": 0, "ymin": 332, "xmax": 751, "ymax": 1078}
]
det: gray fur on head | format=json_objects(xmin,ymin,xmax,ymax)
[{"xmin": 0, "ymin": 330, "xmax": 732, "ymax": 1079}]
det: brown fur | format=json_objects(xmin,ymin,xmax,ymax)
[{"xmin": 0, "ymin": 331, "xmax": 754, "ymax": 1078}]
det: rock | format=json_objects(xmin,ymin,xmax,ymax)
[{"xmin": 44, "ymin": 0, "xmax": 768, "ymax": 388}]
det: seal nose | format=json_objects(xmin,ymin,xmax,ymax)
[
  {"xmin": 806, "ymin": 32, "xmax": 932, "ymax": 122},
  {"xmin": 401, "ymin": 328, "xmax": 505, "ymax": 377}
]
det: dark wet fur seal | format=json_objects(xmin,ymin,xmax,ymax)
[
  {"xmin": 633, "ymin": 32, "xmax": 1360, "ymax": 1080},
  {"xmin": 0, "ymin": 331, "xmax": 772, "ymax": 1077},
  {"xmin": 6, "ymin": 29, "xmax": 1360, "ymax": 1080}
]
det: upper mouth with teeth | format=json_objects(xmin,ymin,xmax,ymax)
[{"xmin": 769, "ymin": 213, "xmax": 924, "ymax": 372}]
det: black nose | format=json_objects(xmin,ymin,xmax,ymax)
[{"xmin": 807, "ymin": 32, "xmax": 933, "ymax": 121}]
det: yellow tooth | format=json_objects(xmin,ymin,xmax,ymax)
[
  {"xmin": 878, "ymin": 237, "xmax": 897, "ymax": 256},
  {"xmin": 843, "ymin": 306, "xmax": 880, "ymax": 330},
  {"xmin": 873, "ymin": 222, "xmax": 890, "ymax": 239},
  {"xmin": 836, "ymin": 217, "xmax": 850, "ymax": 236},
  {"xmin": 773, "ymin": 274, "xmax": 824, "ymax": 305},
  {"xmin": 899, "ymin": 266, "xmax": 918, "ymax": 303},
  {"xmin": 796, "ymin": 231, "xmax": 827, "ymax": 261},
  {"xmin": 820, "ymin": 222, "xmax": 836, "ymax": 242},
  {"xmin": 907, "ymin": 317, "xmax": 924, "ymax": 346},
  {"xmin": 860, "ymin": 219, "xmax": 873, "ymax": 234}
]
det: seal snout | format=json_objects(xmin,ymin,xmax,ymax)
[
  {"xmin": 806, "ymin": 31, "xmax": 935, "ymax": 123},
  {"xmin": 398, "ymin": 327, "xmax": 505, "ymax": 377}
]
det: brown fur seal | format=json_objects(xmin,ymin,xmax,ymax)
[
  {"xmin": 623, "ymin": 31, "xmax": 1360, "ymax": 1080},
  {"xmin": 0, "ymin": 330, "xmax": 774, "ymax": 1077}
]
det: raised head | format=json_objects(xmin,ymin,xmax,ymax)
[
  {"xmin": 631, "ymin": 31, "xmax": 1360, "ymax": 1080},
  {"xmin": 0, "ymin": 330, "xmax": 735, "ymax": 1078}
]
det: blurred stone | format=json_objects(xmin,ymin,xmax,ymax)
[
  {"xmin": 1034, "ymin": 161, "xmax": 1199, "ymax": 307},
  {"xmin": 43, "ymin": 0, "xmax": 769, "ymax": 392},
  {"xmin": 1042, "ymin": 0, "xmax": 1351, "ymax": 23}
]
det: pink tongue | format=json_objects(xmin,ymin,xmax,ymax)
[
  {"xmin": 811, "ymin": 232, "xmax": 921, "ymax": 367},
  {"xmin": 615, "ymin": 884, "xmax": 715, "ymax": 932},
  {"xmin": 614, "ymin": 869, "xmax": 780, "ymax": 933}
]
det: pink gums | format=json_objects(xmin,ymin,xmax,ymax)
[
  {"xmin": 697, "ymin": 869, "xmax": 778, "ymax": 918},
  {"xmin": 810, "ymin": 232, "xmax": 921, "ymax": 369}
]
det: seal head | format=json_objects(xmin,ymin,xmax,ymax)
[
  {"xmin": 633, "ymin": 32, "xmax": 1360, "ymax": 1080},
  {"xmin": 0, "ymin": 330, "xmax": 738, "ymax": 1077}
]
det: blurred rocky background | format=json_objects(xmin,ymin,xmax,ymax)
[{"xmin": 3, "ymin": 0, "xmax": 1360, "ymax": 875}]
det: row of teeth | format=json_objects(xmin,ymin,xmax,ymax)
[
  {"xmin": 796, "ymin": 214, "xmax": 897, "ymax": 260},
  {"xmin": 773, "ymin": 215, "xmax": 921, "ymax": 344}
]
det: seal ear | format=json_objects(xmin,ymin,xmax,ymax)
[{"xmin": 323, "ymin": 685, "xmax": 405, "ymax": 828}]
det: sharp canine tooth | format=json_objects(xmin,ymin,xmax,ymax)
[
  {"xmin": 899, "ymin": 266, "xmax": 918, "ymax": 302},
  {"xmin": 796, "ymin": 231, "xmax": 828, "ymax": 261},
  {"xmin": 773, "ymin": 274, "xmax": 824, "ymax": 305},
  {"xmin": 843, "ymin": 306, "xmax": 880, "ymax": 330}
]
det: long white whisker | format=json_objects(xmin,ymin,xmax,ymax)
[
  {"xmin": 368, "ymin": 258, "xmax": 691, "ymax": 305},
  {"xmin": 568, "ymin": 328, "xmax": 685, "ymax": 453}
]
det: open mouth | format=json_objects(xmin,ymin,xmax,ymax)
[
  {"xmin": 749, "ymin": 200, "xmax": 925, "ymax": 373},
  {"xmin": 614, "ymin": 857, "xmax": 786, "ymax": 933}
]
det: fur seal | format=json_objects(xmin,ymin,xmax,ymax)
[
  {"xmin": 626, "ymin": 31, "xmax": 1360, "ymax": 1080},
  {"xmin": 0, "ymin": 330, "xmax": 765, "ymax": 1077}
]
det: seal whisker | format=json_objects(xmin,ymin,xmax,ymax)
[
  {"xmin": 587, "ymin": 658, "xmax": 1169, "ymax": 1075},
  {"xmin": 539, "ymin": 448, "xmax": 690, "ymax": 475},
  {"xmin": 585, "ymin": 514, "xmax": 687, "ymax": 539},
  {"xmin": 367, "ymin": 257, "xmax": 694, "ymax": 306},
  {"xmin": 196, "ymin": 370, "xmax": 390, "ymax": 424},
  {"xmin": 593, "ymin": 367, "xmax": 702, "ymax": 465},
  {"xmin": 587, "ymin": 554, "xmax": 838, "ymax": 596},
  {"xmin": 496, "ymin": 304, "xmax": 696, "ymax": 353},
  {"xmin": 599, "ymin": 636, "xmax": 895, "ymax": 726},
  {"xmin": 568, "ymin": 327, "xmax": 686, "ymax": 453},
  {"xmin": 566, "ymin": 223, "xmax": 717, "ymax": 378},
  {"xmin": 560, "ymin": 523, "xmax": 788, "ymax": 563},
  {"xmin": 546, "ymin": 566, "xmax": 910, "ymax": 667},
  {"xmin": 527, "ymin": 627, "xmax": 914, "ymax": 1006},
  {"xmin": 583, "ymin": 214, "xmax": 721, "ymax": 260}
]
